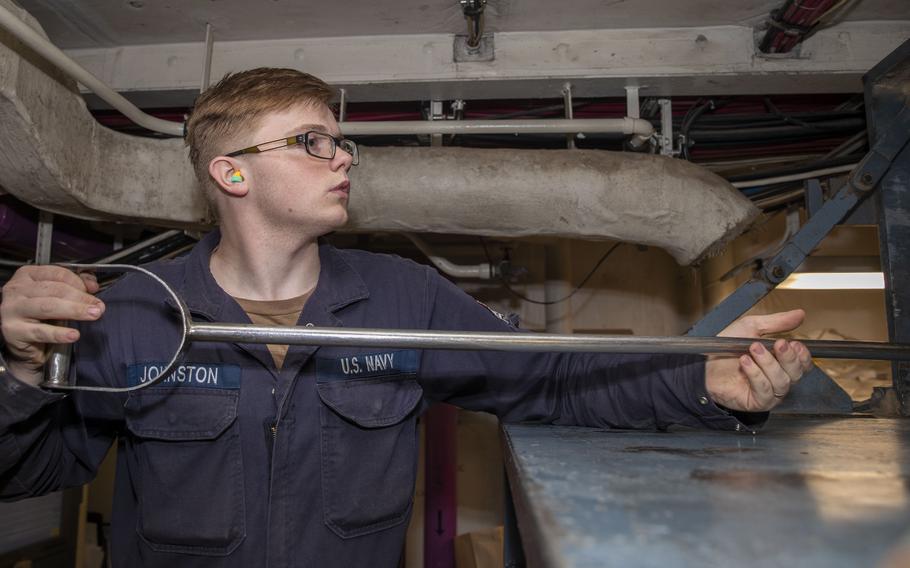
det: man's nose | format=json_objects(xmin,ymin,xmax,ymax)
[{"xmin": 330, "ymin": 148, "xmax": 354, "ymax": 171}]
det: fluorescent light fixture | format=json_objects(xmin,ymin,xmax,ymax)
[{"xmin": 778, "ymin": 272, "xmax": 885, "ymax": 290}]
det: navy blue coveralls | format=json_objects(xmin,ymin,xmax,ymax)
[{"xmin": 0, "ymin": 231, "xmax": 751, "ymax": 567}]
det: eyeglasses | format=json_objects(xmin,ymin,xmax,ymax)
[{"xmin": 225, "ymin": 130, "xmax": 359, "ymax": 165}]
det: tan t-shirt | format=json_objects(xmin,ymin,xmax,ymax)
[{"xmin": 233, "ymin": 292, "xmax": 312, "ymax": 370}]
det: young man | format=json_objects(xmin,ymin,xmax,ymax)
[{"xmin": 0, "ymin": 68, "xmax": 812, "ymax": 566}]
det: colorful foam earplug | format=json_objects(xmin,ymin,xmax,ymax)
[{"xmin": 230, "ymin": 170, "xmax": 244, "ymax": 183}]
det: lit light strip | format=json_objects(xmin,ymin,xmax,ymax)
[{"xmin": 778, "ymin": 272, "xmax": 885, "ymax": 290}]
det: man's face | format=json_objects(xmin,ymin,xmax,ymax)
[{"xmin": 231, "ymin": 102, "xmax": 353, "ymax": 236}]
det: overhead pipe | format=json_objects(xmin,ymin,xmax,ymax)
[
  {"xmin": 0, "ymin": 3, "xmax": 184, "ymax": 136},
  {"xmin": 341, "ymin": 118, "xmax": 654, "ymax": 146},
  {"xmin": 95, "ymin": 229, "xmax": 183, "ymax": 264},
  {"xmin": 405, "ymin": 234, "xmax": 494, "ymax": 279}
]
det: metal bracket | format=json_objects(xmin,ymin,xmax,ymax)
[
  {"xmin": 690, "ymin": 102, "xmax": 910, "ymax": 337},
  {"xmin": 805, "ymin": 178, "xmax": 824, "ymax": 217},
  {"xmin": 454, "ymin": 32, "xmax": 494, "ymax": 62},
  {"xmin": 687, "ymin": 100, "xmax": 910, "ymax": 413},
  {"xmin": 429, "ymin": 100, "xmax": 444, "ymax": 147},
  {"xmin": 338, "ymin": 88, "xmax": 348, "ymax": 123},
  {"xmin": 35, "ymin": 211, "xmax": 53, "ymax": 264},
  {"xmin": 625, "ymin": 86, "xmax": 640, "ymax": 119},
  {"xmin": 657, "ymin": 99, "xmax": 675, "ymax": 156},
  {"xmin": 562, "ymin": 82, "xmax": 576, "ymax": 150},
  {"xmin": 773, "ymin": 367, "xmax": 854, "ymax": 413}
]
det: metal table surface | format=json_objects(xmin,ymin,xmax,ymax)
[{"xmin": 501, "ymin": 416, "xmax": 910, "ymax": 568}]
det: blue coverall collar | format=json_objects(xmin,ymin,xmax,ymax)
[{"xmin": 170, "ymin": 229, "xmax": 370, "ymax": 322}]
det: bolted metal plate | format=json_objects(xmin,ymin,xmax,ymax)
[{"xmin": 454, "ymin": 32, "xmax": 494, "ymax": 62}]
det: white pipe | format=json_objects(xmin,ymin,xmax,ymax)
[
  {"xmin": 95, "ymin": 230, "xmax": 183, "ymax": 264},
  {"xmin": 340, "ymin": 117, "xmax": 655, "ymax": 138},
  {"xmin": 658, "ymin": 99, "xmax": 674, "ymax": 156},
  {"xmin": 405, "ymin": 234, "xmax": 493, "ymax": 279},
  {"xmin": 0, "ymin": 2, "xmax": 184, "ymax": 137},
  {"xmin": 732, "ymin": 164, "xmax": 857, "ymax": 189},
  {"xmin": 200, "ymin": 23, "xmax": 214, "ymax": 92},
  {"xmin": 563, "ymin": 82, "xmax": 576, "ymax": 150}
]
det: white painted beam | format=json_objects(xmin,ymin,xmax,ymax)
[{"xmin": 66, "ymin": 21, "xmax": 910, "ymax": 105}]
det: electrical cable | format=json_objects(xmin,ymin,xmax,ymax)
[
  {"xmin": 687, "ymin": 110, "xmax": 862, "ymax": 127},
  {"xmin": 701, "ymin": 153, "xmax": 820, "ymax": 172},
  {"xmin": 689, "ymin": 138, "xmax": 854, "ymax": 160},
  {"xmin": 0, "ymin": 258, "xmax": 28, "ymax": 267},
  {"xmin": 688, "ymin": 118, "xmax": 864, "ymax": 142},
  {"xmin": 680, "ymin": 99, "xmax": 720, "ymax": 160},
  {"xmin": 820, "ymin": 130, "xmax": 867, "ymax": 160},
  {"xmin": 754, "ymin": 188, "xmax": 807, "ymax": 209},
  {"xmin": 763, "ymin": 97, "xmax": 827, "ymax": 130},
  {"xmin": 733, "ymin": 163, "xmax": 856, "ymax": 189},
  {"xmin": 473, "ymin": 102, "xmax": 596, "ymax": 121},
  {"xmin": 759, "ymin": 0, "xmax": 849, "ymax": 54},
  {"xmin": 480, "ymin": 238, "xmax": 622, "ymax": 305},
  {"xmin": 741, "ymin": 179, "xmax": 805, "ymax": 198},
  {"xmin": 725, "ymin": 153, "xmax": 862, "ymax": 183},
  {"xmin": 80, "ymin": 232, "xmax": 195, "ymax": 266}
]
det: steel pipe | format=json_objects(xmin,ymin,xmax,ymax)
[
  {"xmin": 95, "ymin": 230, "xmax": 183, "ymax": 264},
  {"xmin": 188, "ymin": 324, "xmax": 910, "ymax": 361},
  {"xmin": 41, "ymin": 263, "xmax": 910, "ymax": 393}
]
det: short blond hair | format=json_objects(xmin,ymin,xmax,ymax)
[{"xmin": 185, "ymin": 68, "xmax": 335, "ymax": 197}]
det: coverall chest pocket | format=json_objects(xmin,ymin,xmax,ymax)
[
  {"xmin": 124, "ymin": 389, "xmax": 245, "ymax": 555},
  {"xmin": 316, "ymin": 375, "xmax": 423, "ymax": 538}
]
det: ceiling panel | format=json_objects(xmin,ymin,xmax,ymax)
[{"xmin": 16, "ymin": 0, "xmax": 910, "ymax": 49}]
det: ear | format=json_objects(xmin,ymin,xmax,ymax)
[{"xmin": 209, "ymin": 156, "xmax": 248, "ymax": 197}]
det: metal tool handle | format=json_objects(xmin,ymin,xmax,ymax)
[
  {"xmin": 39, "ymin": 263, "xmax": 910, "ymax": 394},
  {"xmin": 39, "ymin": 263, "xmax": 192, "ymax": 393},
  {"xmin": 43, "ymin": 322, "xmax": 73, "ymax": 386}
]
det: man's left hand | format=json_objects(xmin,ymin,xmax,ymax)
[{"xmin": 705, "ymin": 309, "xmax": 814, "ymax": 413}]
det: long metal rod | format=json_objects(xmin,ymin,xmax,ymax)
[
  {"xmin": 188, "ymin": 324, "xmax": 910, "ymax": 361},
  {"xmin": 94, "ymin": 230, "xmax": 182, "ymax": 264},
  {"xmin": 43, "ymin": 264, "xmax": 910, "ymax": 393}
]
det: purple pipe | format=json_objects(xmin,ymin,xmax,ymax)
[
  {"xmin": 0, "ymin": 201, "xmax": 113, "ymax": 260},
  {"xmin": 424, "ymin": 403, "xmax": 458, "ymax": 568}
]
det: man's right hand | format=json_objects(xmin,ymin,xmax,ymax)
[{"xmin": 0, "ymin": 266, "xmax": 104, "ymax": 387}]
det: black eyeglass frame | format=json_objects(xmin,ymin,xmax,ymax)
[{"xmin": 225, "ymin": 130, "xmax": 359, "ymax": 165}]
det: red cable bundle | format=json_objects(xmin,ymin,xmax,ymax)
[{"xmin": 765, "ymin": 0, "xmax": 837, "ymax": 54}]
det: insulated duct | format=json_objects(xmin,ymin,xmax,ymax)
[
  {"xmin": 0, "ymin": 1, "xmax": 759, "ymax": 266},
  {"xmin": 0, "ymin": 1, "xmax": 208, "ymax": 225},
  {"xmin": 349, "ymin": 147, "xmax": 757, "ymax": 265}
]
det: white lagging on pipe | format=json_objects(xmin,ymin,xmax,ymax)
[{"xmin": 0, "ymin": 3, "xmax": 184, "ymax": 136}]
